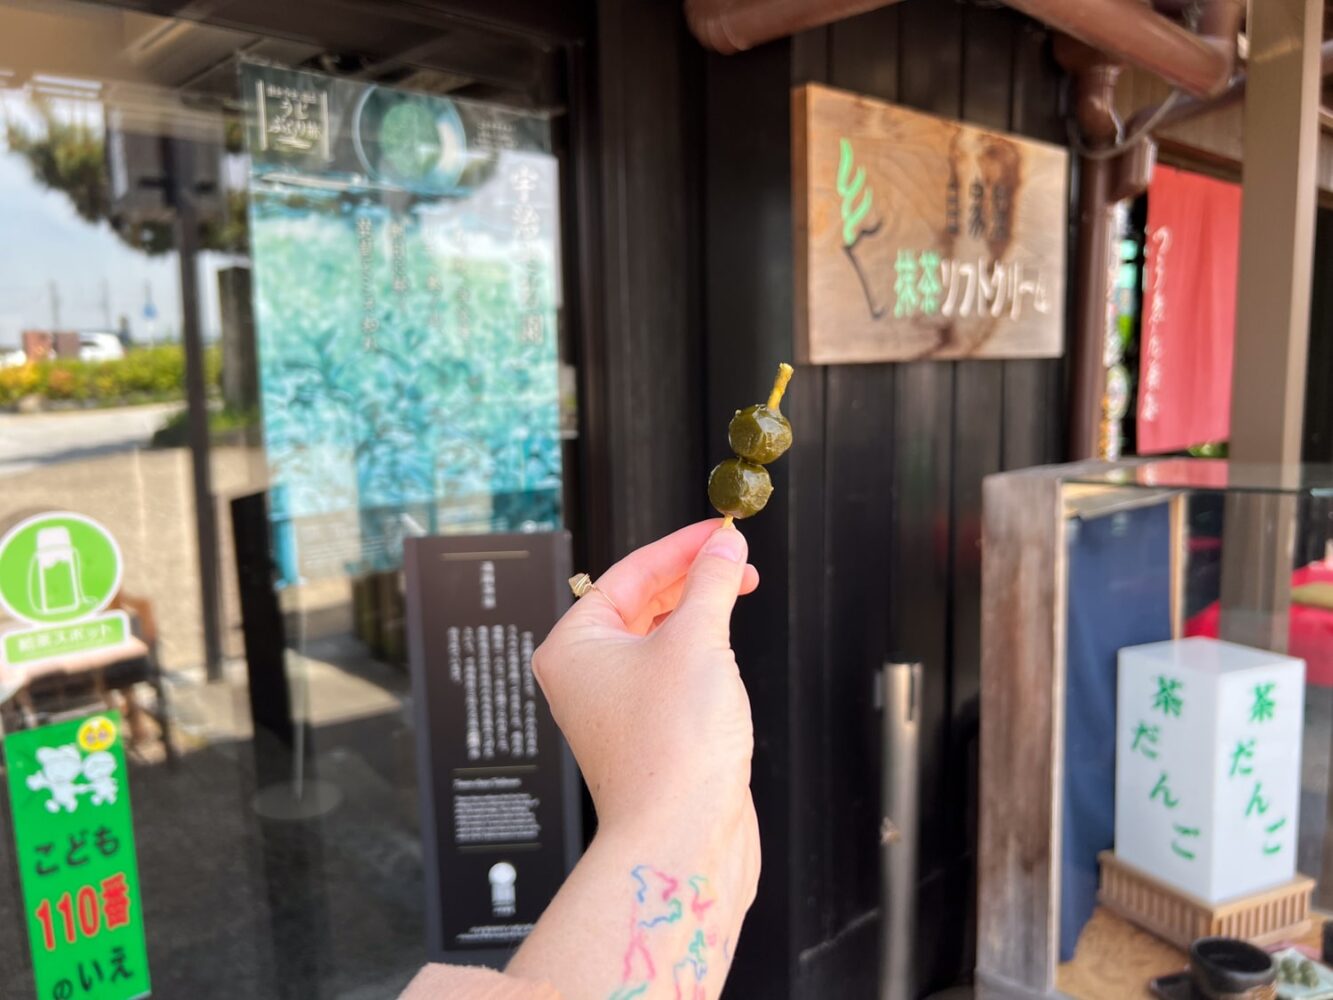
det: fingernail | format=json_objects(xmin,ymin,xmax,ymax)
[{"xmin": 702, "ymin": 527, "xmax": 746, "ymax": 563}]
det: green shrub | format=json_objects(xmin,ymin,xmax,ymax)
[
  {"xmin": 0, "ymin": 363, "xmax": 43, "ymax": 403},
  {"xmin": 150, "ymin": 404, "xmax": 259, "ymax": 448},
  {"xmin": 113, "ymin": 345, "xmax": 185, "ymax": 397},
  {"xmin": 44, "ymin": 364, "xmax": 89, "ymax": 400},
  {"xmin": 204, "ymin": 345, "xmax": 222, "ymax": 392},
  {"xmin": 0, "ymin": 343, "xmax": 221, "ymax": 408}
]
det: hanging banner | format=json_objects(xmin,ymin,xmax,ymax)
[
  {"xmin": 5, "ymin": 712, "xmax": 150, "ymax": 1000},
  {"xmin": 241, "ymin": 62, "xmax": 564, "ymax": 586},
  {"xmin": 793, "ymin": 83, "xmax": 1068, "ymax": 364},
  {"xmin": 1137, "ymin": 165, "xmax": 1241, "ymax": 455}
]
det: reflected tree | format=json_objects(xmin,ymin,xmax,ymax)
[{"xmin": 4, "ymin": 98, "xmax": 246, "ymax": 255}]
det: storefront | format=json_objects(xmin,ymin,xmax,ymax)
[
  {"xmin": 2, "ymin": 1, "xmax": 1331, "ymax": 999},
  {"xmin": 0, "ymin": 2, "xmax": 591, "ymax": 995}
]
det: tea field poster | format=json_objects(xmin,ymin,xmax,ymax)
[{"xmin": 242, "ymin": 62, "xmax": 563, "ymax": 585}]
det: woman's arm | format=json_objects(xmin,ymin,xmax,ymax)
[
  {"xmin": 506, "ymin": 800, "xmax": 757, "ymax": 999},
  {"xmin": 504, "ymin": 522, "xmax": 761, "ymax": 1000}
]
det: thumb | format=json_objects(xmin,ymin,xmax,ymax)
[{"xmin": 660, "ymin": 525, "xmax": 748, "ymax": 646}]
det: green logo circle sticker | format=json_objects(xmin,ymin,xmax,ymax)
[{"xmin": 0, "ymin": 513, "xmax": 122, "ymax": 626}]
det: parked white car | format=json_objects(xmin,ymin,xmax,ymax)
[
  {"xmin": 78, "ymin": 332, "xmax": 125, "ymax": 363},
  {"xmin": 0, "ymin": 348, "xmax": 25, "ymax": 368}
]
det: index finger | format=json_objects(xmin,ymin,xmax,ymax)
[{"xmin": 563, "ymin": 519, "xmax": 732, "ymax": 631}]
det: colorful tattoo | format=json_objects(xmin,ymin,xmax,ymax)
[
  {"xmin": 610, "ymin": 867, "xmax": 725, "ymax": 1000},
  {"xmin": 687, "ymin": 876, "xmax": 715, "ymax": 920}
]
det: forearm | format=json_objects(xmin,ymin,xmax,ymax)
[{"xmin": 507, "ymin": 811, "xmax": 754, "ymax": 1000}]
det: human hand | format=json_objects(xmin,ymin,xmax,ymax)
[
  {"xmin": 532, "ymin": 519, "xmax": 761, "ymax": 879},
  {"xmin": 508, "ymin": 520, "xmax": 762, "ymax": 999}
]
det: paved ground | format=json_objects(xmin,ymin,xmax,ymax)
[
  {"xmin": 0, "ymin": 402, "xmax": 184, "ymax": 477},
  {"xmin": 0, "ymin": 420, "xmax": 427, "ymax": 997},
  {"xmin": 0, "ymin": 710, "xmax": 426, "ymax": 999},
  {"xmin": 0, "ymin": 442, "xmax": 262, "ymax": 671}
]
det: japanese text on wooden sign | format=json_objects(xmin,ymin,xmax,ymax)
[
  {"xmin": 793, "ymin": 84, "xmax": 1068, "ymax": 364},
  {"xmin": 5, "ymin": 713, "xmax": 150, "ymax": 1000}
]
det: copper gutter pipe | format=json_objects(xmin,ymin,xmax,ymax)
[
  {"xmin": 688, "ymin": 0, "xmax": 1242, "ymax": 101},
  {"xmin": 1057, "ymin": 37, "xmax": 1126, "ymax": 460},
  {"xmin": 1132, "ymin": 38, "xmax": 1333, "ymax": 133},
  {"xmin": 1005, "ymin": 0, "xmax": 1242, "ymax": 98},
  {"xmin": 684, "ymin": 0, "xmax": 904, "ymax": 54}
]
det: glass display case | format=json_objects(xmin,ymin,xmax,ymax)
[{"xmin": 976, "ymin": 460, "xmax": 1333, "ymax": 1000}]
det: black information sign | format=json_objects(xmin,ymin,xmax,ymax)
[{"xmin": 404, "ymin": 532, "xmax": 582, "ymax": 965}]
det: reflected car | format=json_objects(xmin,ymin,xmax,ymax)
[{"xmin": 78, "ymin": 332, "xmax": 126, "ymax": 363}]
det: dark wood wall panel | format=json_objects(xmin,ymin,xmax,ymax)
[
  {"xmin": 704, "ymin": 36, "xmax": 802, "ymax": 998},
  {"xmin": 1304, "ymin": 208, "xmax": 1333, "ymax": 463},
  {"xmin": 822, "ymin": 0, "xmax": 900, "ymax": 950},
  {"xmin": 591, "ymin": 0, "xmax": 706, "ymax": 566},
  {"xmin": 891, "ymin": 3, "xmax": 965, "ymax": 991},
  {"xmin": 948, "ymin": 4, "xmax": 1016, "ymax": 974},
  {"xmin": 787, "ymin": 26, "xmax": 837, "ymax": 974},
  {"xmin": 1004, "ymin": 20, "xmax": 1070, "ymax": 473},
  {"xmin": 695, "ymin": 2, "xmax": 1069, "ymax": 995}
]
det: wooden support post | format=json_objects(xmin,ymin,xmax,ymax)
[
  {"xmin": 1169, "ymin": 493, "xmax": 1186, "ymax": 640},
  {"xmin": 1228, "ymin": 0, "xmax": 1323, "ymax": 466},
  {"xmin": 977, "ymin": 467, "xmax": 1069, "ymax": 997},
  {"xmin": 1219, "ymin": 0, "xmax": 1323, "ymax": 653}
]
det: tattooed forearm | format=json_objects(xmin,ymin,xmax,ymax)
[{"xmin": 609, "ymin": 866, "xmax": 724, "ymax": 1000}]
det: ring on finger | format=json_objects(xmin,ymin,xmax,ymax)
[{"xmin": 568, "ymin": 573, "xmax": 627, "ymax": 623}]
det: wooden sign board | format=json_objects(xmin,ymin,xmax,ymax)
[{"xmin": 793, "ymin": 83, "xmax": 1069, "ymax": 364}]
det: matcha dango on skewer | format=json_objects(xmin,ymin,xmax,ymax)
[{"xmin": 708, "ymin": 363, "xmax": 794, "ymax": 527}]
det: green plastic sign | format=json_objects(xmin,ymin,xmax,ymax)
[
  {"xmin": 0, "ymin": 514, "xmax": 129, "ymax": 671},
  {"xmin": 5, "ymin": 712, "xmax": 150, "ymax": 1000}
]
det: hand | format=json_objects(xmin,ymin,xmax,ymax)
[
  {"xmin": 508, "ymin": 520, "xmax": 763, "ymax": 999},
  {"xmin": 533, "ymin": 520, "xmax": 760, "ymax": 861}
]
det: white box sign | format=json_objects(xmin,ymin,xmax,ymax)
[{"xmin": 1115, "ymin": 637, "xmax": 1305, "ymax": 903}]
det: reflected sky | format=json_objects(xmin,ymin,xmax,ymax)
[{"xmin": 0, "ymin": 90, "xmax": 232, "ymax": 348}]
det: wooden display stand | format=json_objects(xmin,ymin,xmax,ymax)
[
  {"xmin": 1055, "ymin": 906, "xmax": 1329, "ymax": 1000},
  {"xmin": 977, "ymin": 463, "xmax": 1326, "ymax": 999},
  {"xmin": 1098, "ymin": 851, "xmax": 1314, "ymax": 949}
]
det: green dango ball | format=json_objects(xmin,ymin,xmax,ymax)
[
  {"xmin": 708, "ymin": 458, "xmax": 773, "ymax": 519},
  {"xmin": 728, "ymin": 404, "xmax": 793, "ymax": 465}
]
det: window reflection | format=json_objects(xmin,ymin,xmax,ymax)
[{"xmin": 0, "ymin": 2, "xmax": 571, "ymax": 994}]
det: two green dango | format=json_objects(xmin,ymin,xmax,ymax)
[{"xmin": 708, "ymin": 363, "xmax": 794, "ymax": 523}]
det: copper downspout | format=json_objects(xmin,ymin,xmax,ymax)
[
  {"xmin": 1046, "ymin": 0, "xmax": 1241, "ymax": 459},
  {"xmin": 685, "ymin": 0, "xmax": 904, "ymax": 54},
  {"xmin": 1057, "ymin": 37, "xmax": 1126, "ymax": 461},
  {"xmin": 1005, "ymin": 0, "xmax": 1242, "ymax": 97}
]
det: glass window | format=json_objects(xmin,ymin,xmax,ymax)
[
  {"xmin": 0, "ymin": 2, "xmax": 573, "ymax": 995},
  {"xmin": 1057, "ymin": 462, "xmax": 1333, "ymax": 989}
]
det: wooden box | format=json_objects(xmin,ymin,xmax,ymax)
[{"xmin": 1098, "ymin": 851, "xmax": 1314, "ymax": 949}]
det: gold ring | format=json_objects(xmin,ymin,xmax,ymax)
[{"xmin": 568, "ymin": 573, "xmax": 627, "ymax": 621}]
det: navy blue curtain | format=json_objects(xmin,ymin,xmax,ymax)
[{"xmin": 1060, "ymin": 503, "xmax": 1172, "ymax": 961}]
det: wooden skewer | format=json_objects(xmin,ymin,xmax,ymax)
[
  {"xmin": 722, "ymin": 514, "xmax": 734, "ymax": 529},
  {"xmin": 767, "ymin": 362, "xmax": 794, "ymax": 410}
]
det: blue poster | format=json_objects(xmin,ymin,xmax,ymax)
[{"xmin": 242, "ymin": 63, "xmax": 563, "ymax": 585}]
